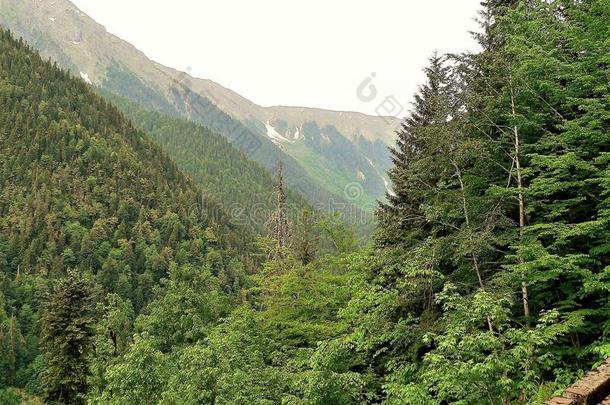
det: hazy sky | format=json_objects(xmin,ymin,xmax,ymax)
[{"xmin": 71, "ymin": 0, "xmax": 482, "ymax": 116}]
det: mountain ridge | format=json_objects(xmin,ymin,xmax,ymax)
[{"xmin": 0, "ymin": 0, "xmax": 394, "ymax": 212}]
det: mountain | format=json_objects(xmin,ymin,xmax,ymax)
[
  {"xmin": 160, "ymin": 67, "xmax": 399, "ymax": 206},
  {"xmin": 0, "ymin": 27, "xmax": 248, "ymax": 294},
  {"xmin": 0, "ymin": 0, "xmax": 397, "ymax": 211},
  {"xmin": 99, "ymin": 90, "xmax": 312, "ymax": 234},
  {"xmin": 0, "ymin": 26, "xmax": 257, "ymax": 391}
]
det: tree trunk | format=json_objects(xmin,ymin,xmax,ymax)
[
  {"xmin": 509, "ymin": 73, "xmax": 530, "ymax": 321},
  {"xmin": 454, "ymin": 163, "xmax": 494, "ymax": 333}
]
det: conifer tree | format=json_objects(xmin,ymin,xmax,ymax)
[
  {"xmin": 268, "ymin": 162, "xmax": 290, "ymax": 259},
  {"xmin": 40, "ymin": 271, "xmax": 96, "ymax": 404},
  {"xmin": 293, "ymin": 209, "xmax": 317, "ymax": 265},
  {"xmin": 377, "ymin": 51, "xmax": 452, "ymax": 248}
]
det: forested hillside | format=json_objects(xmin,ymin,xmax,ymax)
[
  {"xmin": 0, "ymin": 28, "xmax": 254, "ymax": 402},
  {"xmin": 0, "ymin": 0, "xmax": 386, "ymax": 214},
  {"xmin": 98, "ymin": 91, "xmax": 311, "ymax": 234},
  {"xmin": 2, "ymin": 0, "xmax": 610, "ymax": 404}
]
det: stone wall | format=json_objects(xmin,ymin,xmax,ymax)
[{"xmin": 545, "ymin": 360, "xmax": 610, "ymax": 405}]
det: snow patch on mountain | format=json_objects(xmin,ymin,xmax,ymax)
[
  {"xmin": 80, "ymin": 72, "xmax": 92, "ymax": 85},
  {"xmin": 264, "ymin": 121, "xmax": 285, "ymax": 145},
  {"xmin": 265, "ymin": 121, "xmax": 302, "ymax": 144},
  {"xmin": 293, "ymin": 127, "xmax": 303, "ymax": 141}
]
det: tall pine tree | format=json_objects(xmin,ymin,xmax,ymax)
[
  {"xmin": 377, "ymin": 51, "xmax": 452, "ymax": 248},
  {"xmin": 40, "ymin": 271, "xmax": 96, "ymax": 404}
]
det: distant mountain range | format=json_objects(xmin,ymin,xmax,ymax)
[{"xmin": 0, "ymin": 0, "xmax": 398, "ymax": 212}]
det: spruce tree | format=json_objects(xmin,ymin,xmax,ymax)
[
  {"xmin": 377, "ymin": 51, "xmax": 452, "ymax": 248},
  {"xmin": 40, "ymin": 271, "xmax": 96, "ymax": 404}
]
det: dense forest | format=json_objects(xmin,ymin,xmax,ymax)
[
  {"xmin": 1, "ymin": 0, "xmax": 610, "ymax": 404},
  {"xmin": 0, "ymin": 27, "xmax": 254, "ymax": 402},
  {"xmin": 99, "ymin": 61, "xmax": 367, "ymax": 222},
  {"xmin": 97, "ymin": 91, "xmax": 311, "ymax": 235}
]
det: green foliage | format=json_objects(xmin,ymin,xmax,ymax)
[
  {"xmin": 3, "ymin": 0, "xmax": 610, "ymax": 403},
  {"xmin": 99, "ymin": 92, "xmax": 311, "ymax": 235},
  {"xmin": 285, "ymin": 339, "xmax": 371, "ymax": 405},
  {"xmin": 171, "ymin": 307, "xmax": 283, "ymax": 405},
  {"xmin": 384, "ymin": 285, "xmax": 585, "ymax": 404},
  {"xmin": 40, "ymin": 271, "xmax": 96, "ymax": 404},
  {"xmin": 292, "ymin": 210, "xmax": 319, "ymax": 265},
  {"xmin": 0, "ymin": 388, "xmax": 22, "ymax": 405},
  {"xmin": 88, "ymin": 293, "xmax": 135, "ymax": 396},
  {"xmin": 340, "ymin": 1, "xmax": 610, "ymax": 402},
  {"xmin": 316, "ymin": 214, "xmax": 359, "ymax": 255},
  {"xmin": 0, "ymin": 26, "xmax": 251, "ymax": 392},
  {"xmin": 135, "ymin": 262, "xmax": 231, "ymax": 350},
  {"xmin": 260, "ymin": 251, "xmax": 360, "ymax": 349},
  {"xmin": 93, "ymin": 338, "xmax": 172, "ymax": 405}
]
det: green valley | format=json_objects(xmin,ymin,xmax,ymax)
[{"xmin": 2, "ymin": 0, "xmax": 610, "ymax": 404}]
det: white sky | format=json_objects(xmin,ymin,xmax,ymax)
[{"xmin": 71, "ymin": 0, "xmax": 482, "ymax": 116}]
